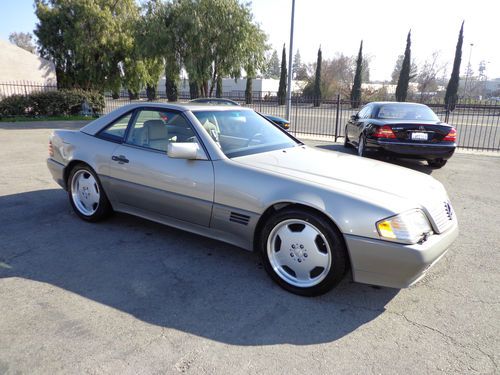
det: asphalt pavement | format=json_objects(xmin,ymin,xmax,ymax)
[{"xmin": 0, "ymin": 121, "xmax": 499, "ymax": 374}]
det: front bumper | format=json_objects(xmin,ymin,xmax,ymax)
[
  {"xmin": 345, "ymin": 221, "xmax": 458, "ymax": 288},
  {"xmin": 47, "ymin": 158, "xmax": 66, "ymax": 189},
  {"xmin": 367, "ymin": 139, "xmax": 456, "ymax": 160}
]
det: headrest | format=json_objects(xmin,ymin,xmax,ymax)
[{"xmin": 144, "ymin": 120, "xmax": 167, "ymax": 140}]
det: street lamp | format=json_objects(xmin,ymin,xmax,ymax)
[
  {"xmin": 463, "ymin": 43, "xmax": 474, "ymax": 98},
  {"xmin": 285, "ymin": 0, "xmax": 296, "ymax": 121}
]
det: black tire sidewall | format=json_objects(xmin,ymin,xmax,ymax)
[
  {"xmin": 259, "ymin": 208, "xmax": 347, "ymax": 296},
  {"xmin": 67, "ymin": 164, "xmax": 112, "ymax": 222}
]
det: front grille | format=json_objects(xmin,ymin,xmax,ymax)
[{"xmin": 427, "ymin": 200, "xmax": 454, "ymax": 233}]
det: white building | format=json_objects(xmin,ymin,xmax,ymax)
[
  {"xmin": 158, "ymin": 77, "xmax": 305, "ymax": 97},
  {"xmin": 0, "ymin": 39, "xmax": 57, "ymax": 88}
]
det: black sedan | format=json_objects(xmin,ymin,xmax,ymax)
[
  {"xmin": 189, "ymin": 97, "xmax": 290, "ymax": 130},
  {"xmin": 344, "ymin": 102, "xmax": 457, "ymax": 168}
]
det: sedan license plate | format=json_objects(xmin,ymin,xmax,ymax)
[{"xmin": 411, "ymin": 132, "xmax": 428, "ymax": 141}]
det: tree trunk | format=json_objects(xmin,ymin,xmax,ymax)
[
  {"xmin": 245, "ymin": 77, "xmax": 253, "ymax": 104},
  {"xmin": 216, "ymin": 76, "xmax": 222, "ymax": 98},
  {"xmin": 165, "ymin": 77, "xmax": 178, "ymax": 102},
  {"xmin": 146, "ymin": 85, "xmax": 157, "ymax": 101},
  {"xmin": 189, "ymin": 81, "xmax": 199, "ymax": 99},
  {"xmin": 128, "ymin": 89, "xmax": 139, "ymax": 100}
]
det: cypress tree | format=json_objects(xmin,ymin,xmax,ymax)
[
  {"xmin": 313, "ymin": 46, "xmax": 322, "ymax": 107},
  {"xmin": 396, "ymin": 30, "xmax": 412, "ymax": 102},
  {"xmin": 277, "ymin": 44, "xmax": 287, "ymax": 105},
  {"xmin": 445, "ymin": 21, "xmax": 464, "ymax": 111},
  {"xmin": 350, "ymin": 40, "xmax": 363, "ymax": 108}
]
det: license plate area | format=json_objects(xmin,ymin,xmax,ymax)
[{"xmin": 411, "ymin": 132, "xmax": 428, "ymax": 141}]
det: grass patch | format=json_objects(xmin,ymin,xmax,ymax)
[{"xmin": 0, "ymin": 115, "xmax": 98, "ymax": 122}]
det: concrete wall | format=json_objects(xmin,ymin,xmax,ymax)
[{"xmin": 0, "ymin": 39, "xmax": 57, "ymax": 87}]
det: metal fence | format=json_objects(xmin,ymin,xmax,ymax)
[{"xmin": 1, "ymin": 81, "xmax": 499, "ymax": 151}]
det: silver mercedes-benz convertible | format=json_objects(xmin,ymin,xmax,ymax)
[{"xmin": 47, "ymin": 103, "xmax": 458, "ymax": 296}]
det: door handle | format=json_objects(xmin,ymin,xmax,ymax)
[{"xmin": 112, "ymin": 155, "xmax": 129, "ymax": 164}]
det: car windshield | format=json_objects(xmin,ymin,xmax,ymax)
[
  {"xmin": 376, "ymin": 104, "xmax": 439, "ymax": 121},
  {"xmin": 193, "ymin": 110, "xmax": 299, "ymax": 158}
]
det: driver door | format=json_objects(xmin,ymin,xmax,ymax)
[{"xmin": 107, "ymin": 108, "xmax": 214, "ymax": 227}]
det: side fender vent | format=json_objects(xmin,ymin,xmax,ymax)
[{"xmin": 230, "ymin": 212, "xmax": 250, "ymax": 225}]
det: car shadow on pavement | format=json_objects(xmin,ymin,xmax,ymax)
[
  {"xmin": 0, "ymin": 189, "xmax": 398, "ymax": 346},
  {"xmin": 315, "ymin": 144, "xmax": 434, "ymax": 175}
]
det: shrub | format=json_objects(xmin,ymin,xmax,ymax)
[{"xmin": 0, "ymin": 89, "xmax": 105, "ymax": 118}]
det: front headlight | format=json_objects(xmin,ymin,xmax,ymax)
[{"xmin": 376, "ymin": 209, "xmax": 433, "ymax": 244}]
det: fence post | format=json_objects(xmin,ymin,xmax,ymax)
[{"xmin": 334, "ymin": 94, "xmax": 340, "ymax": 142}]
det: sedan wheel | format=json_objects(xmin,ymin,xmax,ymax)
[
  {"xmin": 358, "ymin": 135, "xmax": 366, "ymax": 157},
  {"xmin": 68, "ymin": 164, "xmax": 112, "ymax": 222},
  {"xmin": 260, "ymin": 208, "xmax": 347, "ymax": 296}
]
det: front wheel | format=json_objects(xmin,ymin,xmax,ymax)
[
  {"xmin": 68, "ymin": 164, "xmax": 112, "ymax": 222},
  {"xmin": 358, "ymin": 134, "xmax": 367, "ymax": 157},
  {"xmin": 427, "ymin": 159, "xmax": 448, "ymax": 168},
  {"xmin": 259, "ymin": 207, "xmax": 348, "ymax": 296},
  {"xmin": 343, "ymin": 127, "xmax": 351, "ymax": 148}
]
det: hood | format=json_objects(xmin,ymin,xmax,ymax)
[{"xmin": 233, "ymin": 146, "xmax": 446, "ymax": 205}]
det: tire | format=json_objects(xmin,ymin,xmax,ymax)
[
  {"xmin": 343, "ymin": 127, "xmax": 351, "ymax": 148},
  {"xmin": 67, "ymin": 163, "xmax": 112, "ymax": 222},
  {"xmin": 259, "ymin": 207, "xmax": 348, "ymax": 296},
  {"xmin": 357, "ymin": 134, "xmax": 367, "ymax": 157},
  {"xmin": 427, "ymin": 159, "xmax": 447, "ymax": 168}
]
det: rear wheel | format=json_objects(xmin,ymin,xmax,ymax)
[
  {"xmin": 259, "ymin": 207, "xmax": 347, "ymax": 296},
  {"xmin": 68, "ymin": 164, "xmax": 112, "ymax": 222},
  {"xmin": 427, "ymin": 159, "xmax": 447, "ymax": 168},
  {"xmin": 357, "ymin": 134, "xmax": 367, "ymax": 157}
]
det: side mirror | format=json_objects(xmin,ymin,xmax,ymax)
[
  {"xmin": 350, "ymin": 114, "xmax": 359, "ymax": 121},
  {"xmin": 167, "ymin": 142, "xmax": 207, "ymax": 160}
]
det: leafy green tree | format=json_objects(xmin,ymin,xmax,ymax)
[
  {"xmin": 445, "ymin": 21, "xmax": 464, "ymax": 111},
  {"xmin": 313, "ymin": 47, "xmax": 322, "ymax": 106},
  {"xmin": 278, "ymin": 45, "xmax": 287, "ymax": 105},
  {"xmin": 35, "ymin": 0, "xmax": 138, "ymax": 90},
  {"xmin": 396, "ymin": 30, "xmax": 412, "ymax": 102},
  {"xmin": 263, "ymin": 50, "xmax": 280, "ymax": 79},
  {"xmin": 350, "ymin": 41, "xmax": 363, "ymax": 108}
]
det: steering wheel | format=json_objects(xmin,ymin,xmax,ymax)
[{"xmin": 245, "ymin": 132, "xmax": 263, "ymax": 147}]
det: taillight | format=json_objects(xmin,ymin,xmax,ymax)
[
  {"xmin": 373, "ymin": 125, "xmax": 396, "ymax": 139},
  {"xmin": 443, "ymin": 128, "xmax": 457, "ymax": 142},
  {"xmin": 49, "ymin": 141, "xmax": 54, "ymax": 157}
]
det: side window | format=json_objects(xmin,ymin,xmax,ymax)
[
  {"xmin": 363, "ymin": 106, "xmax": 372, "ymax": 119},
  {"xmin": 126, "ymin": 109, "xmax": 197, "ymax": 152},
  {"xmin": 357, "ymin": 107, "xmax": 367, "ymax": 119},
  {"xmin": 100, "ymin": 113, "xmax": 133, "ymax": 142}
]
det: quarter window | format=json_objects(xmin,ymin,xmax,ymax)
[{"xmin": 100, "ymin": 113, "xmax": 132, "ymax": 142}]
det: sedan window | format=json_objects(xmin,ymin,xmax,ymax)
[
  {"xmin": 99, "ymin": 113, "xmax": 133, "ymax": 142},
  {"xmin": 376, "ymin": 104, "xmax": 439, "ymax": 121}
]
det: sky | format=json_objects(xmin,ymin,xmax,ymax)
[{"xmin": 0, "ymin": 0, "xmax": 498, "ymax": 81}]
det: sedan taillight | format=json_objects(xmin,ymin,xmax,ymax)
[
  {"xmin": 49, "ymin": 141, "xmax": 54, "ymax": 157},
  {"xmin": 443, "ymin": 128, "xmax": 457, "ymax": 142},
  {"xmin": 373, "ymin": 125, "xmax": 396, "ymax": 139}
]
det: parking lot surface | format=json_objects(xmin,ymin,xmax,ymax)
[{"xmin": 0, "ymin": 122, "xmax": 499, "ymax": 374}]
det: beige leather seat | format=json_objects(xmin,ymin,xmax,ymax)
[{"xmin": 140, "ymin": 120, "xmax": 169, "ymax": 151}]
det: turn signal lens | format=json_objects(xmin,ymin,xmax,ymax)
[
  {"xmin": 443, "ymin": 128, "xmax": 457, "ymax": 142},
  {"xmin": 49, "ymin": 141, "xmax": 54, "ymax": 157},
  {"xmin": 376, "ymin": 209, "xmax": 433, "ymax": 244},
  {"xmin": 373, "ymin": 125, "xmax": 396, "ymax": 139}
]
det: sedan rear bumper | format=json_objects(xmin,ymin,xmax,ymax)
[
  {"xmin": 367, "ymin": 139, "xmax": 456, "ymax": 160},
  {"xmin": 345, "ymin": 221, "xmax": 458, "ymax": 288},
  {"xmin": 47, "ymin": 158, "xmax": 66, "ymax": 189}
]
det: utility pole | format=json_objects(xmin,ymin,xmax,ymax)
[
  {"xmin": 285, "ymin": 0, "xmax": 295, "ymax": 121},
  {"xmin": 463, "ymin": 43, "xmax": 474, "ymax": 98}
]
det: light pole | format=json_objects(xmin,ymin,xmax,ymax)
[
  {"xmin": 463, "ymin": 43, "xmax": 474, "ymax": 98},
  {"xmin": 285, "ymin": 0, "xmax": 296, "ymax": 121}
]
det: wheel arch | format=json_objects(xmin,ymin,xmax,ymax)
[
  {"xmin": 63, "ymin": 160, "xmax": 94, "ymax": 190},
  {"xmin": 253, "ymin": 202, "xmax": 350, "ymax": 265}
]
